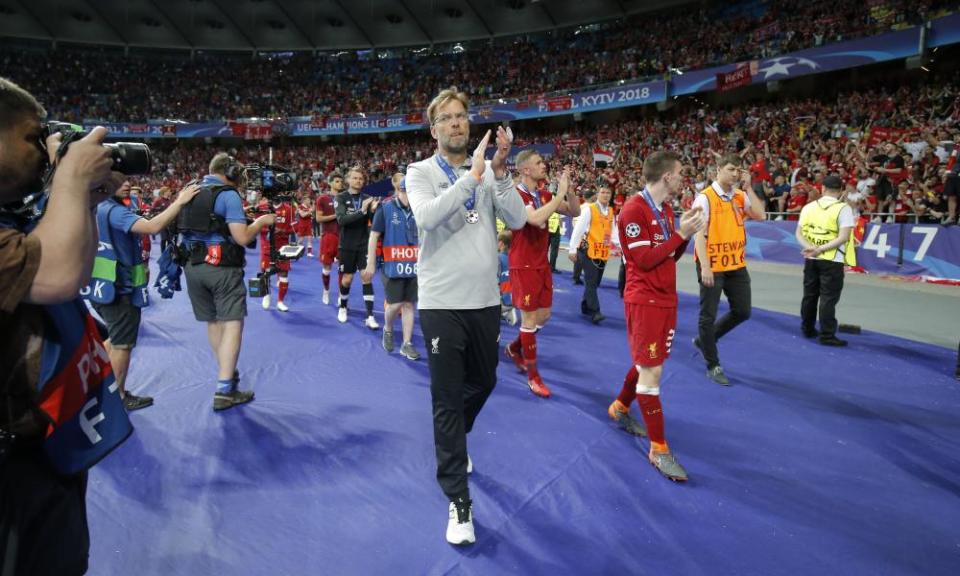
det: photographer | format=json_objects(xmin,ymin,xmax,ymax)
[
  {"xmin": 1, "ymin": 77, "xmax": 132, "ymax": 576},
  {"xmin": 178, "ymin": 152, "xmax": 275, "ymax": 411},
  {"xmin": 86, "ymin": 180, "xmax": 200, "ymax": 411},
  {"xmin": 362, "ymin": 174, "xmax": 420, "ymax": 360}
]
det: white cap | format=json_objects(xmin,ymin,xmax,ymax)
[{"xmin": 856, "ymin": 178, "xmax": 876, "ymax": 194}]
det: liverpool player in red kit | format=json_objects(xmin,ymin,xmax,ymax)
[
  {"xmin": 316, "ymin": 173, "xmax": 342, "ymax": 305},
  {"xmin": 258, "ymin": 197, "xmax": 297, "ymax": 312},
  {"xmin": 610, "ymin": 151, "xmax": 704, "ymax": 481},
  {"xmin": 504, "ymin": 151, "xmax": 578, "ymax": 398}
]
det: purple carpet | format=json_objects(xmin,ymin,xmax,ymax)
[{"xmin": 88, "ymin": 247, "xmax": 960, "ymax": 575}]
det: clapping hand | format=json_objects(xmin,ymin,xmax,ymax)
[
  {"xmin": 559, "ymin": 165, "xmax": 573, "ymax": 196},
  {"xmin": 678, "ymin": 205, "xmax": 705, "ymax": 239},
  {"xmin": 491, "ymin": 125, "xmax": 514, "ymax": 179},
  {"xmin": 469, "ymin": 129, "xmax": 492, "ymax": 181}
]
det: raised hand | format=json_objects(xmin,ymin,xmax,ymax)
[
  {"xmin": 491, "ymin": 125, "xmax": 514, "ymax": 179},
  {"xmin": 174, "ymin": 183, "xmax": 202, "ymax": 206},
  {"xmin": 679, "ymin": 205, "xmax": 705, "ymax": 239},
  {"xmin": 56, "ymin": 126, "xmax": 113, "ymax": 190},
  {"xmin": 559, "ymin": 165, "xmax": 572, "ymax": 197},
  {"xmin": 469, "ymin": 129, "xmax": 492, "ymax": 181}
]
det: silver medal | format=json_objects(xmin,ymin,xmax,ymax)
[{"xmin": 465, "ymin": 209, "xmax": 480, "ymax": 224}]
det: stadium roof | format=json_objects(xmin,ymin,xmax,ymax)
[{"xmin": 0, "ymin": 0, "xmax": 692, "ymax": 52}]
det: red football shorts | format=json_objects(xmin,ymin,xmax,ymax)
[
  {"xmin": 510, "ymin": 267, "xmax": 553, "ymax": 312},
  {"xmin": 320, "ymin": 233, "xmax": 339, "ymax": 266},
  {"xmin": 625, "ymin": 302, "xmax": 677, "ymax": 368},
  {"xmin": 260, "ymin": 252, "xmax": 291, "ymax": 272},
  {"xmin": 260, "ymin": 232, "xmax": 291, "ymax": 272},
  {"xmin": 295, "ymin": 219, "xmax": 313, "ymax": 237}
]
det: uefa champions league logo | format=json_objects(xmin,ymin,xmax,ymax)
[{"xmin": 758, "ymin": 57, "xmax": 820, "ymax": 80}]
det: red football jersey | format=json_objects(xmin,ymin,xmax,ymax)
[
  {"xmin": 618, "ymin": 194, "xmax": 689, "ymax": 308},
  {"xmin": 259, "ymin": 202, "xmax": 296, "ymax": 239},
  {"xmin": 316, "ymin": 194, "xmax": 339, "ymax": 235},
  {"xmin": 508, "ymin": 184, "xmax": 552, "ymax": 270},
  {"xmin": 786, "ymin": 193, "xmax": 807, "ymax": 221}
]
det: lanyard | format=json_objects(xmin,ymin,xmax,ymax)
[
  {"xmin": 394, "ymin": 202, "xmax": 417, "ymax": 244},
  {"xmin": 349, "ymin": 193, "xmax": 365, "ymax": 212},
  {"xmin": 435, "ymin": 155, "xmax": 476, "ymax": 210},
  {"xmin": 642, "ymin": 188, "xmax": 671, "ymax": 242},
  {"xmin": 517, "ymin": 183, "xmax": 541, "ymax": 209}
]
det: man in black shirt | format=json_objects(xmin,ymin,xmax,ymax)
[
  {"xmin": 870, "ymin": 143, "xmax": 906, "ymax": 220},
  {"xmin": 334, "ymin": 166, "xmax": 380, "ymax": 328}
]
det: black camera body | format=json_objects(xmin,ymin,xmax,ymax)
[
  {"xmin": 43, "ymin": 121, "xmax": 153, "ymax": 176},
  {"xmin": 242, "ymin": 163, "xmax": 298, "ymax": 201}
]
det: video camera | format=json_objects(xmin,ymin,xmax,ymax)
[
  {"xmin": 242, "ymin": 163, "xmax": 298, "ymax": 201},
  {"xmin": 243, "ymin": 165, "xmax": 304, "ymax": 299},
  {"xmin": 42, "ymin": 121, "xmax": 152, "ymax": 177}
]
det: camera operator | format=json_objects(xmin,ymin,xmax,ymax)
[
  {"xmin": 177, "ymin": 152, "xmax": 275, "ymax": 411},
  {"xmin": 0, "ymin": 77, "xmax": 132, "ymax": 576},
  {"xmin": 86, "ymin": 179, "xmax": 200, "ymax": 411}
]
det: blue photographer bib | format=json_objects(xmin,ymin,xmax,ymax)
[{"xmin": 374, "ymin": 199, "xmax": 418, "ymax": 279}]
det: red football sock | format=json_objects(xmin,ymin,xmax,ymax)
[
  {"xmin": 321, "ymin": 271, "xmax": 330, "ymax": 291},
  {"xmin": 636, "ymin": 393, "xmax": 667, "ymax": 452},
  {"xmin": 616, "ymin": 366, "xmax": 639, "ymax": 408},
  {"xmin": 520, "ymin": 329, "xmax": 538, "ymax": 378},
  {"xmin": 278, "ymin": 278, "xmax": 288, "ymax": 302},
  {"xmin": 510, "ymin": 334, "xmax": 523, "ymax": 357}
]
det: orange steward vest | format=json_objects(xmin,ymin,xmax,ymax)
[{"xmin": 699, "ymin": 185, "xmax": 747, "ymax": 273}]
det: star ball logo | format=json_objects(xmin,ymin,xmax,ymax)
[{"xmin": 758, "ymin": 57, "xmax": 819, "ymax": 80}]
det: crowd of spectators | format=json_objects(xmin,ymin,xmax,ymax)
[
  {"xmin": 1, "ymin": 0, "xmax": 956, "ymax": 122},
  {"xmin": 130, "ymin": 78, "xmax": 958, "ymax": 226}
]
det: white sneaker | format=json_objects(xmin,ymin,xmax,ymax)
[
  {"xmin": 337, "ymin": 307, "xmax": 348, "ymax": 323},
  {"xmin": 277, "ymin": 301, "xmax": 289, "ymax": 312},
  {"xmin": 365, "ymin": 316, "xmax": 380, "ymax": 330},
  {"xmin": 446, "ymin": 500, "xmax": 475, "ymax": 546},
  {"xmin": 467, "ymin": 454, "xmax": 473, "ymax": 474},
  {"xmin": 322, "ymin": 290, "xmax": 330, "ymax": 305},
  {"xmin": 774, "ymin": 215, "xmax": 783, "ymax": 221},
  {"xmin": 261, "ymin": 295, "xmax": 271, "ymax": 310}
]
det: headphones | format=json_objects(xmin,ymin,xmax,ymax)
[{"xmin": 224, "ymin": 155, "xmax": 243, "ymax": 183}]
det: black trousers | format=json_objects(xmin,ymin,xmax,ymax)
[
  {"xmin": 572, "ymin": 257, "xmax": 583, "ymax": 282},
  {"xmin": 800, "ymin": 259, "xmax": 845, "ymax": 338},
  {"xmin": 580, "ymin": 249, "xmax": 606, "ymax": 315},
  {"xmin": 1, "ymin": 448, "xmax": 89, "ymax": 576},
  {"xmin": 548, "ymin": 231, "xmax": 561, "ymax": 271},
  {"xmin": 419, "ymin": 306, "xmax": 500, "ymax": 501},
  {"xmin": 696, "ymin": 264, "xmax": 752, "ymax": 369}
]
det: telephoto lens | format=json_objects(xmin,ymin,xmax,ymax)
[{"xmin": 105, "ymin": 142, "xmax": 152, "ymax": 175}]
